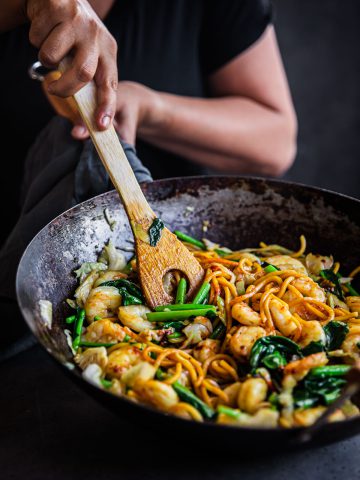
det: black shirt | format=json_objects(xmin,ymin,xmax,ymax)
[{"xmin": 0, "ymin": 0, "xmax": 271, "ymax": 243}]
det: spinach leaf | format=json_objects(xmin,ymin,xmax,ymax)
[
  {"xmin": 320, "ymin": 269, "xmax": 345, "ymax": 300},
  {"xmin": 100, "ymin": 279, "xmax": 144, "ymax": 303},
  {"xmin": 293, "ymin": 369, "xmax": 348, "ymax": 408},
  {"xmin": 302, "ymin": 341, "xmax": 325, "ymax": 356},
  {"xmin": 324, "ymin": 320, "xmax": 349, "ymax": 350},
  {"xmin": 149, "ymin": 218, "xmax": 165, "ymax": 247},
  {"xmin": 301, "ymin": 321, "xmax": 349, "ymax": 356},
  {"xmin": 250, "ymin": 336, "xmax": 303, "ymax": 371}
]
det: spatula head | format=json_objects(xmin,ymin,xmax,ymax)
[{"xmin": 135, "ymin": 227, "xmax": 205, "ymax": 308}]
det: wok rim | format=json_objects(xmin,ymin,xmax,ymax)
[{"xmin": 15, "ymin": 174, "xmax": 360, "ymax": 439}]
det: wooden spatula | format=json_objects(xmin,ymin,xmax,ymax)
[{"xmin": 58, "ymin": 62, "xmax": 204, "ymax": 308}]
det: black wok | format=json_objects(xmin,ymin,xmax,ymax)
[{"xmin": 16, "ymin": 176, "xmax": 360, "ymax": 450}]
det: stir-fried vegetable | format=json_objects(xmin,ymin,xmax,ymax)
[
  {"xmin": 148, "ymin": 218, "xmax": 165, "ymax": 247},
  {"xmin": 65, "ymin": 233, "xmax": 360, "ymax": 429},
  {"xmin": 175, "ymin": 278, "xmax": 187, "ymax": 304}
]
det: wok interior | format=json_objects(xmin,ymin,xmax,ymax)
[{"xmin": 16, "ymin": 176, "xmax": 360, "ymax": 432}]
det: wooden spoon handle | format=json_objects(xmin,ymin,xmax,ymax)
[{"xmin": 59, "ymin": 60, "xmax": 155, "ymax": 228}]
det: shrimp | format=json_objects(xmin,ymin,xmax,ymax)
[
  {"xmin": 183, "ymin": 316, "xmax": 213, "ymax": 345},
  {"xmin": 217, "ymin": 408, "xmax": 279, "ymax": 427},
  {"xmin": 284, "ymin": 352, "xmax": 328, "ymax": 380},
  {"xmin": 229, "ymin": 326, "xmax": 266, "ymax": 359},
  {"xmin": 220, "ymin": 382, "xmax": 242, "ymax": 408},
  {"xmin": 266, "ymin": 255, "xmax": 307, "ymax": 274},
  {"xmin": 232, "ymin": 302, "xmax": 262, "ymax": 326},
  {"xmin": 193, "ymin": 339, "xmax": 220, "ymax": 364},
  {"xmin": 342, "ymin": 324, "xmax": 360, "ymax": 357},
  {"xmin": 83, "ymin": 319, "xmax": 127, "ymax": 343},
  {"xmin": 298, "ymin": 320, "xmax": 326, "ymax": 348},
  {"xmin": 134, "ymin": 380, "xmax": 179, "ymax": 410},
  {"xmin": 290, "ymin": 276, "xmax": 326, "ymax": 302},
  {"xmin": 269, "ymin": 296, "xmax": 301, "ymax": 339},
  {"xmin": 94, "ymin": 270, "xmax": 127, "ymax": 287},
  {"xmin": 305, "ymin": 253, "xmax": 333, "ymax": 276},
  {"xmin": 75, "ymin": 346, "xmax": 108, "ymax": 370},
  {"xmin": 84, "ymin": 286, "xmax": 121, "ymax": 322},
  {"xmin": 121, "ymin": 361, "xmax": 156, "ymax": 387},
  {"xmin": 237, "ymin": 378, "xmax": 268, "ymax": 414},
  {"xmin": 118, "ymin": 305, "xmax": 153, "ymax": 332},
  {"xmin": 106, "ymin": 344, "xmax": 143, "ymax": 379}
]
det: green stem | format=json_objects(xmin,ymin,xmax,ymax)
[
  {"xmin": 309, "ymin": 365, "xmax": 351, "ymax": 377},
  {"xmin": 147, "ymin": 308, "xmax": 215, "ymax": 322},
  {"xmin": 155, "ymin": 304, "xmax": 216, "ymax": 312},
  {"xmin": 65, "ymin": 315, "xmax": 76, "ymax": 324},
  {"xmin": 167, "ymin": 332, "xmax": 184, "ymax": 339},
  {"xmin": 217, "ymin": 405, "xmax": 242, "ymax": 420},
  {"xmin": 174, "ymin": 230, "xmax": 205, "ymax": 249},
  {"xmin": 79, "ymin": 341, "xmax": 117, "ymax": 348},
  {"xmin": 192, "ymin": 282, "xmax": 211, "ymax": 305},
  {"xmin": 175, "ymin": 278, "xmax": 187, "ymax": 304}
]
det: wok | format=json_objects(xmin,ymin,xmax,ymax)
[{"xmin": 16, "ymin": 176, "xmax": 360, "ymax": 450}]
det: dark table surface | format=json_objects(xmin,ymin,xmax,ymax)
[{"xmin": 1, "ymin": 344, "xmax": 359, "ymax": 480}]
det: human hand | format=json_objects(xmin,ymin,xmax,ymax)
[
  {"xmin": 27, "ymin": 0, "xmax": 118, "ymax": 130},
  {"xmin": 71, "ymin": 81, "xmax": 163, "ymax": 144}
]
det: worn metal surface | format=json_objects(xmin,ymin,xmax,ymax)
[{"xmin": 16, "ymin": 176, "xmax": 360, "ymax": 449}]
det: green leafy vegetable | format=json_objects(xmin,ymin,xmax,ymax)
[
  {"xmin": 100, "ymin": 278, "xmax": 144, "ymax": 304},
  {"xmin": 158, "ymin": 320, "xmax": 185, "ymax": 330},
  {"xmin": 250, "ymin": 336, "xmax": 303, "ymax": 371},
  {"xmin": 301, "ymin": 321, "xmax": 349, "ymax": 355},
  {"xmin": 149, "ymin": 218, "xmax": 165, "ymax": 247},
  {"xmin": 320, "ymin": 269, "xmax": 345, "ymax": 300},
  {"xmin": 210, "ymin": 323, "xmax": 226, "ymax": 340},
  {"xmin": 293, "ymin": 364, "xmax": 350, "ymax": 408},
  {"xmin": 156, "ymin": 369, "xmax": 215, "ymax": 419},
  {"xmin": 262, "ymin": 351, "xmax": 287, "ymax": 369},
  {"xmin": 324, "ymin": 321, "xmax": 349, "ymax": 350}
]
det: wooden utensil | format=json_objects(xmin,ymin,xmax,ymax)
[{"xmin": 58, "ymin": 61, "xmax": 204, "ymax": 308}]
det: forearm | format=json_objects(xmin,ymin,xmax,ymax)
[
  {"xmin": 0, "ymin": 1, "xmax": 28, "ymax": 31},
  {"xmin": 139, "ymin": 93, "xmax": 297, "ymax": 176}
]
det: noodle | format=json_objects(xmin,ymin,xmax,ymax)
[{"xmin": 66, "ymin": 234, "xmax": 360, "ymax": 429}]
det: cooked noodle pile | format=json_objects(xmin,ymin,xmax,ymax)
[{"xmin": 64, "ymin": 233, "xmax": 360, "ymax": 428}]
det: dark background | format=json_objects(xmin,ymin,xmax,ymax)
[{"xmin": 276, "ymin": 0, "xmax": 360, "ymax": 198}]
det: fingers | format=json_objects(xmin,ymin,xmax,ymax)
[
  {"xmin": 71, "ymin": 123, "xmax": 89, "ymax": 140},
  {"xmin": 94, "ymin": 53, "xmax": 118, "ymax": 131},
  {"xmin": 38, "ymin": 23, "xmax": 75, "ymax": 69},
  {"xmin": 47, "ymin": 44, "xmax": 99, "ymax": 97}
]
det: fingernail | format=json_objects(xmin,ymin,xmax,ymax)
[{"xmin": 101, "ymin": 115, "xmax": 111, "ymax": 128}]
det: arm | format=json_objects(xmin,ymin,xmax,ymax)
[
  {"xmin": 0, "ymin": 0, "xmax": 118, "ymax": 131},
  {"xmin": 139, "ymin": 26, "xmax": 297, "ymax": 176}
]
